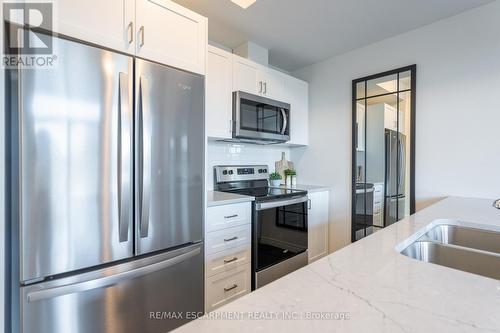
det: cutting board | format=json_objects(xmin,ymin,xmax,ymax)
[{"xmin": 275, "ymin": 152, "xmax": 294, "ymax": 185}]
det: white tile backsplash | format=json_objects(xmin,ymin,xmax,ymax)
[{"xmin": 206, "ymin": 141, "xmax": 291, "ymax": 190}]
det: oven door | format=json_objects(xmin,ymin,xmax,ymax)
[
  {"xmin": 233, "ymin": 91, "xmax": 290, "ymax": 142},
  {"xmin": 253, "ymin": 196, "xmax": 308, "ymax": 288}
]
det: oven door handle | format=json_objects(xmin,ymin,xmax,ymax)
[{"xmin": 255, "ymin": 196, "xmax": 308, "ymax": 211}]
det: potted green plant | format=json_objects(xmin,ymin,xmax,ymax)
[
  {"xmin": 284, "ymin": 169, "xmax": 297, "ymax": 187},
  {"xmin": 269, "ymin": 172, "xmax": 282, "ymax": 187}
]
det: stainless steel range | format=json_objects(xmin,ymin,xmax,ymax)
[{"xmin": 214, "ymin": 165, "xmax": 308, "ymax": 290}]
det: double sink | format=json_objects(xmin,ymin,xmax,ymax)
[{"xmin": 399, "ymin": 222, "xmax": 500, "ymax": 280}]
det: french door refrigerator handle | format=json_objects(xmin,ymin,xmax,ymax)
[
  {"xmin": 26, "ymin": 247, "xmax": 201, "ymax": 303},
  {"xmin": 139, "ymin": 76, "xmax": 152, "ymax": 238},
  {"xmin": 118, "ymin": 72, "xmax": 132, "ymax": 242}
]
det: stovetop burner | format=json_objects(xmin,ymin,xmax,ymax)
[
  {"xmin": 226, "ymin": 186, "xmax": 307, "ymax": 201},
  {"xmin": 214, "ymin": 165, "xmax": 307, "ymax": 201}
]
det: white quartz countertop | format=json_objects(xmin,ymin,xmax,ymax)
[
  {"xmin": 176, "ymin": 197, "xmax": 500, "ymax": 332},
  {"xmin": 207, "ymin": 190, "xmax": 254, "ymax": 207},
  {"xmin": 278, "ymin": 184, "xmax": 331, "ymax": 193}
]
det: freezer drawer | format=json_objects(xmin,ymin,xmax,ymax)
[{"xmin": 21, "ymin": 243, "xmax": 204, "ymax": 333}]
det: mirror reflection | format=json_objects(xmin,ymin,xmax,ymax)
[{"xmin": 352, "ymin": 66, "xmax": 415, "ymax": 241}]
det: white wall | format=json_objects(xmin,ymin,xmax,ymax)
[
  {"xmin": 206, "ymin": 141, "xmax": 290, "ymax": 189},
  {"xmin": 291, "ymin": 0, "xmax": 500, "ymax": 251}
]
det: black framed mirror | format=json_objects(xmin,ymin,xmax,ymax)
[{"xmin": 351, "ymin": 65, "xmax": 416, "ymax": 242}]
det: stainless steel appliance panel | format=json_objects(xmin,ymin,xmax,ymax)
[
  {"xmin": 17, "ymin": 36, "xmax": 134, "ymax": 282},
  {"xmin": 135, "ymin": 59, "xmax": 204, "ymax": 255},
  {"xmin": 21, "ymin": 243, "xmax": 204, "ymax": 333},
  {"xmin": 233, "ymin": 91, "xmax": 290, "ymax": 143},
  {"xmin": 253, "ymin": 197, "xmax": 308, "ymax": 289}
]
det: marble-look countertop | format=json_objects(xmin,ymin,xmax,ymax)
[
  {"xmin": 207, "ymin": 190, "xmax": 254, "ymax": 207},
  {"xmin": 278, "ymin": 184, "xmax": 331, "ymax": 193},
  {"xmin": 176, "ymin": 197, "xmax": 500, "ymax": 332}
]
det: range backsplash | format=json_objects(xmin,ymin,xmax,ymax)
[{"xmin": 206, "ymin": 141, "xmax": 291, "ymax": 190}]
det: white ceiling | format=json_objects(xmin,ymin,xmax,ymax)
[{"xmin": 173, "ymin": 0, "xmax": 493, "ymax": 71}]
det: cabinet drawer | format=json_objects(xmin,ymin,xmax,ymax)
[
  {"xmin": 373, "ymin": 212, "xmax": 383, "ymax": 227},
  {"xmin": 206, "ymin": 224, "xmax": 251, "ymax": 255},
  {"xmin": 205, "ymin": 263, "xmax": 250, "ymax": 312},
  {"xmin": 206, "ymin": 245, "xmax": 250, "ymax": 277},
  {"xmin": 206, "ymin": 202, "xmax": 251, "ymax": 232}
]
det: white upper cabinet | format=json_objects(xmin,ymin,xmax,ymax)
[
  {"xmin": 207, "ymin": 45, "xmax": 233, "ymax": 139},
  {"xmin": 136, "ymin": 0, "xmax": 207, "ymax": 75},
  {"xmin": 208, "ymin": 47, "xmax": 309, "ymax": 146},
  {"xmin": 257, "ymin": 69, "xmax": 285, "ymax": 101},
  {"xmin": 55, "ymin": 0, "xmax": 135, "ymax": 54},
  {"xmin": 233, "ymin": 55, "xmax": 285, "ymax": 100},
  {"xmin": 54, "ymin": 0, "xmax": 207, "ymax": 74},
  {"xmin": 232, "ymin": 56, "xmax": 260, "ymax": 95},
  {"xmin": 285, "ymin": 76, "xmax": 309, "ymax": 145}
]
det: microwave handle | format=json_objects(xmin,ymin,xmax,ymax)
[{"xmin": 280, "ymin": 108, "xmax": 288, "ymax": 135}]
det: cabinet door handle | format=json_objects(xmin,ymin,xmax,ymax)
[
  {"xmin": 263, "ymin": 82, "xmax": 267, "ymax": 94},
  {"xmin": 224, "ymin": 284, "xmax": 238, "ymax": 292},
  {"xmin": 224, "ymin": 214, "xmax": 238, "ymax": 219},
  {"xmin": 139, "ymin": 26, "xmax": 145, "ymax": 47},
  {"xmin": 224, "ymin": 236, "xmax": 238, "ymax": 242},
  {"xmin": 229, "ymin": 119, "xmax": 232, "ymax": 133},
  {"xmin": 259, "ymin": 81, "xmax": 263, "ymax": 93},
  {"xmin": 127, "ymin": 22, "xmax": 134, "ymax": 44},
  {"xmin": 308, "ymin": 199, "xmax": 312, "ymax": 210},
  {"xmin": 223, "ymin": 257, "xmax": 238, "ymax": 264}
]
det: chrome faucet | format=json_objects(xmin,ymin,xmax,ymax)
[{"xmin": 494, "ymin": 199, "xmax": 500, "ymax": 209}]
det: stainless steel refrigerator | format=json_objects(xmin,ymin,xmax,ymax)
[
  {"xmin": 384, "ymin": 129, "xmax": 406, "ymax": 226},
  {"xmin": 7, "ymin": 33, "xmax": 204, "ymax": 333}
]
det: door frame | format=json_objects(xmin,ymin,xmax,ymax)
[{"xmin": 351, "ymin": 64, "xmax": 417, "ymax": 243}]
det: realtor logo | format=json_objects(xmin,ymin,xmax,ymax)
[{"xmin": 2, "ymin": 1, "xmax": 56, "ymax": 68}]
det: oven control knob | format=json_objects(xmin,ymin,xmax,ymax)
[
  {"xmin": 222, "ymin": 170, "xmax": 228, "ymax": 175},
  {"xmin": 263, "ymin": 169, "xmax": 267, "ymax": 173},
  {"xmin": 228, "ymin": 170, "xmax": 234, "ymax": 175}
]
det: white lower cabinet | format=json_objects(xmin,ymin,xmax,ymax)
[
  {"xmin": 205, "ymin": 263, "xmax": 251, "ymax": 312},
  {"xmin": 205, "ymin": 202, "xmax": 252, "ymax": 312},
  {"xmin": 205, "ymin": 224, "xmax": 251, "ymax": 255},
  {"xmin": 307, "ymin": 191, "xmax": 330, "ymax": 263},
  {"xmin": 206, "ymin": 245, "xmax": 251, "ymax": 277}
]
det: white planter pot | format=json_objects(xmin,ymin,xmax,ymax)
[
  {"xmin": 285, "ymin": 176, "xmax": 292, "ymax": 187},
  {"xmin": 291, "ymin": 176, "xmax": 297, "ymax": 187},
  {"xmin": 270, "ymin": 179, "xmax": 281, "ymax": 187}
]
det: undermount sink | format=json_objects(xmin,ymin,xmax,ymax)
[
  {"xmin": 420, "ymin": 224, "xmax": 500, "ymax": 255},
  {"xmin": 400, "ymin": 223, "xmax": 500, "ymax": 280}
]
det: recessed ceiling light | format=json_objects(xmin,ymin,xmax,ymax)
[{"xmin": 231, "ymin": 0, "xmax": 257, "ymax": 9}]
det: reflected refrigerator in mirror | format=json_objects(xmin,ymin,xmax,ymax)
[{"xmin": 351, "ymin": 65, "xmax": 416, "ymax": 242}]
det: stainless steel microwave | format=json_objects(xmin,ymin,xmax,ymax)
[{"xmin": 233, "ymin": 91, "xmax": 290, "ymax": 143}]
